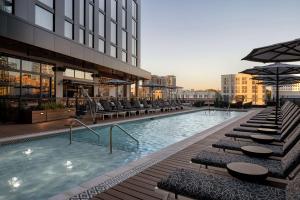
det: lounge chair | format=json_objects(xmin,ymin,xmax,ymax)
[
  {"xmin": 191, "ymin": 139, "xmax": 300, "ymax": 179},
  {"xmin": 141, "ymin": 99, "xmax": 157, "ymax": 113},
  {"xmin": 234, "ymin": 107, "xmax": 299, "ymax": 133},
  {"xmin": 156, "ymin": 168, "xmax": 299, "ymax": 200},
  {"xmin": 121, "ymin": 99, "xmax": 138, "ymax": 116},
  {"xmin": 99, "ymin": 100, "xmax": 118, "ymax": 119},
  {"xmin": 111, "ymin": 100, "xmax": 127, "ymax": 118},
  {"xmin": 95, "ymin": 101, "xmax": 115, "ymax": 120},
  {"xmin": 225, "ymin": 112, "xmax": 300, "ymax": 142},
  {"xmin": 212, "ymin": 123, "xmax": 300, "ymax": 157},
  {"xmin": 131, "ymin": 100, "xmax": 146, "ymax": 115}
]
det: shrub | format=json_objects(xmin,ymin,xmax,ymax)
[{"xmin": 37, "ymin": 102, "xmax": 65, "ymax": 110}]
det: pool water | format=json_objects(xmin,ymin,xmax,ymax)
[{"xmin": 0, "ymin": 110, "xmax": 242, "ymax": 200}]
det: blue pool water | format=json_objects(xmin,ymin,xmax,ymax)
[{"xmin": 0, "ymin": 110, "xmax": 242, "ymax": 200}]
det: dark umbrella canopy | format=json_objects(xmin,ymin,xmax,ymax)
[
  {"xmin": 240, "ymin": 63, "xmax": 300, "ymax": 124},
  {"xmin": 242, "ymin": 38, "xmax": 300, "ymax": 63},
  {"xmin": 103, "ymin": 79, "xmax": 132, "ymax": 100}
]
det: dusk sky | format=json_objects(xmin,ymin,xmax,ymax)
[{"xmin": 140, "ymin": 0, "xmax": 300, "ymax": 90}]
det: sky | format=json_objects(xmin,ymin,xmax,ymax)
[{"xmin": 140, "ymin": 0, "xmax": 300, "ymax": 90}]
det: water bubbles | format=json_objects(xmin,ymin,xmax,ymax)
[
  {"xmin": 64, "ymin": 161, "xmax": 73, "ymax": 169},
  {"xmin": 8, "ymin": 177, "xmax": 22, "ymax": 189}
]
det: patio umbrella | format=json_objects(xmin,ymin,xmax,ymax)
[
  {"xmin": 240, "ymin": 63, "xmax": 300, "ymax": 124},
  {"xmin": 242, "ymin": 38, "xmax": 300, "ymax": 63},
  {"xmin": 103, "ymin": 79, "xmax": 132, "ymax": 101},
  {"xmin": 141, "ymin": 83, "xmax": 166, "ymax": 100}
]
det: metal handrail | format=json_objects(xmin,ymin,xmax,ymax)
[
  {"xmin": 109, "ymin": 124, "xmax": 139, "ymax": 154},
  {"xmin": 69, "ymin": 118, "xmax": 101, "ymax": 145}
]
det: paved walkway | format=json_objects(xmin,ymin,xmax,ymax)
[{"xmin": 85, "ymin": 110, "xmax": 262, "ymax": 200}]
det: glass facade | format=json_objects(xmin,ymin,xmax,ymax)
[
  {"xmin": 39, "ymin": 0, "xmax": 53, "ymax": 8},
  {"xmin": 132, "ymin": 0, "xmax": 137, "ymax": 19},
  {"xmin": 64, "ymin": 0, "xmax": 73, "ymax": 19},
  {"xmin": 79, "ymin": 0, "xmax": 85, "ymax": 26},
  {"xmin": 110, "ymin": 45, "xmax": 116, "ymax": 57},
  {"xmin": 64, "ymin": 21, "xmax": 73, "ymax": 39},
  {"xmin": 88, "ymin": 3, "xmax": 94, "ymax": 31},
  {"xmin": 98, "ymin": 12, "xmax": 105, "ymax": 37},
  {"xmin": 111, "ymin": 0, "xmax": 117, "ymax": 21},
  {"xmin": 110, "ymin": 22, "xmax": 117, "ymax": 44},
  {"xmin": 35, "ymin": 5, "xmax": 54, "ymax": 31},
  {"xmin": 98, "ymin": 39, "xmax": 105, "ymax": 53},
  {"xmin": 99, "ymin": 0, "xmax": 105, "ymax": 11},
  {"xmin": 122, "ymin": 30, "xmax": 127, "ymax": 50},
  {"xmin": 79, "ymin": 28, "xmax": 85, "ymax": 44},
  {"xmin": 0, "ymin": 55, "xmax": 55, "ymax": 98},
  {"xmin": 88, "ymin": 33, "xmax": 93, "ymax": 48}
]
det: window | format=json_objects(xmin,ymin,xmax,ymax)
[
  {"xmin": 110, "ymin": 45, "xmax": 116, "ymax": 57},
  {"xmin": 21, "ymin": 73, "xmax": 40, "ymax": 97},
  {"xmin": 111, "ymin": 0, "xmax": 117, "ymax": 21},
  {"xmin": 98, "ymin": 39, "xmax": 105, "ymax": 53},
  {"xmin": 98, "ymin": 12, "xmax": 105, "ymax": 37},
  {"xmin": 99, "ymin": 0, "xmax": 105, "ymax": 11},
  {"xmin": 110, "ymin": 22, "xmax": 117, "ymax": 44},
  {"xmin": 75, "ymin": 70, "xmax": 84, "ymax": 79},
  {"xmin": 35, "ymin": 5, "xmax": 54, "ymax": 31},
  {"xmin": 79, "ymin": 28, "xmax": 85, "ymax": 44},
  {"xmin": 64, "ymin": 21, "xmax": 73, "ymax": 39},
  {"xmin": 64, "ymin": 68, "xmax": 74, "ymax": 77},
  {"xmin": 8, "ymin": 58, "xmax": 20, "ymax": 70},
  {"xmin": 64, "ymin": 0, "xmax": 73, "ymax": 19},
  {"xmin": 89, "ymin": 4, "xmax": 94, "ymax": 31},
  {"xmin": 22, "ymin": 61, "xmax": 40, "ymax": 73},
  {"xmin": 122, "ymin": 9, "xmax": 126, "ymax": 29},
  {"xmin": 85, "ymin": 72, "xmax": 93, "ymax": 80},
  {"xmin": 132, "ymin": 19, "xmax": 136, "ymax": 37},
  {"xmin": 122, "ymin": 51, "xmax": 127, "ymax": 62},
  {"xmin": 41, "ymin": 64, "xmax": 54, "ymax": 75},
  {"xmin": 0, "ymin": 0, "xmax": 13, "ymax": 13},
  {"xmin": 132, "ymin": 0, "xmax": 137, "ymax": 19},
  {"xmin": 88, "ymin": 34, "xmax": 94, "ymax": 48},
  {"xmin": 122, "ymin": 30, "xmax": 127, "ymax": 50},
  {"xmin": 132, "ymin": 38, "xmax": 136, "ymax": 55},
  {"xmin": 38, "ymin": 0, "xmax": 53, "ymax": 8},
  {"xmin": 131, "ymin": 56, "xmax": 137, "ymax": 66},
  {"xmin": 122, "ymin": 0, "xmax": 126, "ymax": 8},
  {"xmin": 79, "ymin": 0, "xmax": 85, "ymax": 25}
]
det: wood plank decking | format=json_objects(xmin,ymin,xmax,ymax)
[{"xmin": 92, "ymin": 111, "xmax": 258, "ymax": 200}]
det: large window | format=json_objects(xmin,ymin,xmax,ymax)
[
  {"xmin": 122, "ymin": 0, "xmax": 126, "ymax": 8},
  {"xmin": 64, "ymin": 0, "xmax": 73, "ymax": 19},
  {"xmin": 122, "ymin": 30, "xmax": 127, "ymax": 50},
  {"xmin": 0, "ymin": 0, "xmax": 13, "ymax": 13},
  {"xmin": 98, "ymin": 39, "xmax": 105, "ymax": 53},
  {"xmin": 122, "ymin": 9, "xmax": 126, "ymax": 29},
  {"xmin": 88, "ymin": 3, "xmax": 94, "ymax": 31},
  {"xmin": 122, "ymin": 51, "xmax": 127, "ymax": 62},
  {"xmin": 111, "ymin": 0, "xmax": 117, "ymax": 21},
  {"xmin": 79, "ymin": 28, "xmax": 85, "ymax": 44},
  {"xmin": 132, "ymin": 0, "xmax": 137, "ymax": 19},
  {"xmin": 35, "ymin": 5, "xmax": 54, "ymax": 31},
  {"xmin": 99, "ymin": 0, "xmax": 105, "ymax": 11},
  {"xmin": 110, "ymin": 22, "xmax": 117, "ymax": 44},
  {"xmin": 132, "ymin": 38, "xmax": 136, "ymax": 55},
  {"xmin": 88, "ymin": 33, "xmax": 93, "ymax": 48},
  {"xmin": 79, "ymin": 0, "xmax": 85, "ymax": 26},
  {"xmin": 131, "ymin": 56, "xmax": 137, "ymax": 66},
  {"xmin": 98, "ymin": 12, "xmax": 105, "ymax": 37},
  {"xmin": 0, "ymin": 56, "xmax": 55, "ymax": 98},
  {"xmin": 132, "ymin": 19, "xmax": 136, "ymax": 37},
  {"xmin": 63, "ymin": 68, "xmax": 94, "ymax": 80},
  {"xmin": 110, "ymin": 45, "xmax": 116, "ymax": 57},
  {"xmin": 38, "ymin": 0, "xmax": 53, "ymax": 8},
  {"xmin": 64, "ymin": 21, "xmax": 73, "ymax": 39}
]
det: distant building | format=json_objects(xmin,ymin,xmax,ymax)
[
  {"xmin": 141, "ymin": 75, "xmax": 177, "ymax": 99},
  {"xmin": 176, "ymin": 89, "xmax": 217, "ymax": 100},
  {"xmin": 272, "ymin": 83, "xmax": 300, "ymax": 99},
  {"xmin": 221, "ymin": 73, "xmax": 266, "ymax": 105}
]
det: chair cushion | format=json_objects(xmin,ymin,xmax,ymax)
[{"xmin": 157, "ymin": 169, "xmax": 285, "ymax": 200}]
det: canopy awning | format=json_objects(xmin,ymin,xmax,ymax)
[{"xmin": 242, "ymin": 38, "xmax": 300, "ymax": 63}]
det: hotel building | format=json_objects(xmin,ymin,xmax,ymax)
[
  {"xmin": 221, "ymin": 73, "xmax": 266, "ymax": 105},
  {"xmin": 271, "ymin": 83, "xmax": 300, "ymax": 99},
  {"xmin": 0, "ymin": 0, "xmax": 150, "ymax": 106}
]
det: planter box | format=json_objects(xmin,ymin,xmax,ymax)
[{"xmin": 30, "ymin": 108, "xmax": 75, "ymax": 123}]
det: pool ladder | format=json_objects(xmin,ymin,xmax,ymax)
[
  {"xmin": 68, "ymin": 119, "xmax": 101, "ymax": 145},
  {"xmin": 68, "ymin": 119, "xmax": 139, "ymax": 154},
  {"xmin": 109, "ymin": 124, "xmax": 139, "ymax": 154}
]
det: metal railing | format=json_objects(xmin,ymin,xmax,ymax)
[
  {"xmin": 109, "ymin": 124, "xmax": 139, "ymax": 154},
  {"xmin": 68, "ymin": 118, "xmax": 101, "ymax": 145}
]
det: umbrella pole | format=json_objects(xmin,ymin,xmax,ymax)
[{"xmin": 275, "ymin": 68, "xmax": 279, "ymax": 125}]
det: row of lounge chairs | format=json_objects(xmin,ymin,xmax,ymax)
[
  {"xmin": 156, "ymin": 101, "xmax": 300, "ymax": 200},
  {"xmin": 94, "ymin": 99, "xmax": 184, "ymax": 120}
]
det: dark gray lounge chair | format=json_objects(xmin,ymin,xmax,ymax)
[
  {"xmin": 157, "ymin": 168, "xmax": 300, "ymax": 200},
  {"xmin": 212, "ymin": 123, "xmax": 300, "ymax": 157},
  {"xmin": 191, "ymin": 140, "xmax": 300, "ymax": 179}
]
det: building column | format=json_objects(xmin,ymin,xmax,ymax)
[
  {"xmin": 55, "ymin": 71, "xmax": 64, "ymax": 99},
  {"xmin": 135, "ymin": 80, "xmax": 139, "ymax": 98},
  {"xmin": 93, "ymin": 77, "xmax": 99, "ymax": 97}
]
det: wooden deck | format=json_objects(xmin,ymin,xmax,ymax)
[{"xmin": 92, "ymin": 110, "xmax": 259, "ymax": 200}]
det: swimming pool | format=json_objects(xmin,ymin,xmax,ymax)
[{"xmin": 0, "ymin": 110, "xmax": 242, "ymax": 200}]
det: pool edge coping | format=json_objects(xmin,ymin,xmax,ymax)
[{"xmin": 47, "ymin": 109, "xmax": 259, "ymax": 200}]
